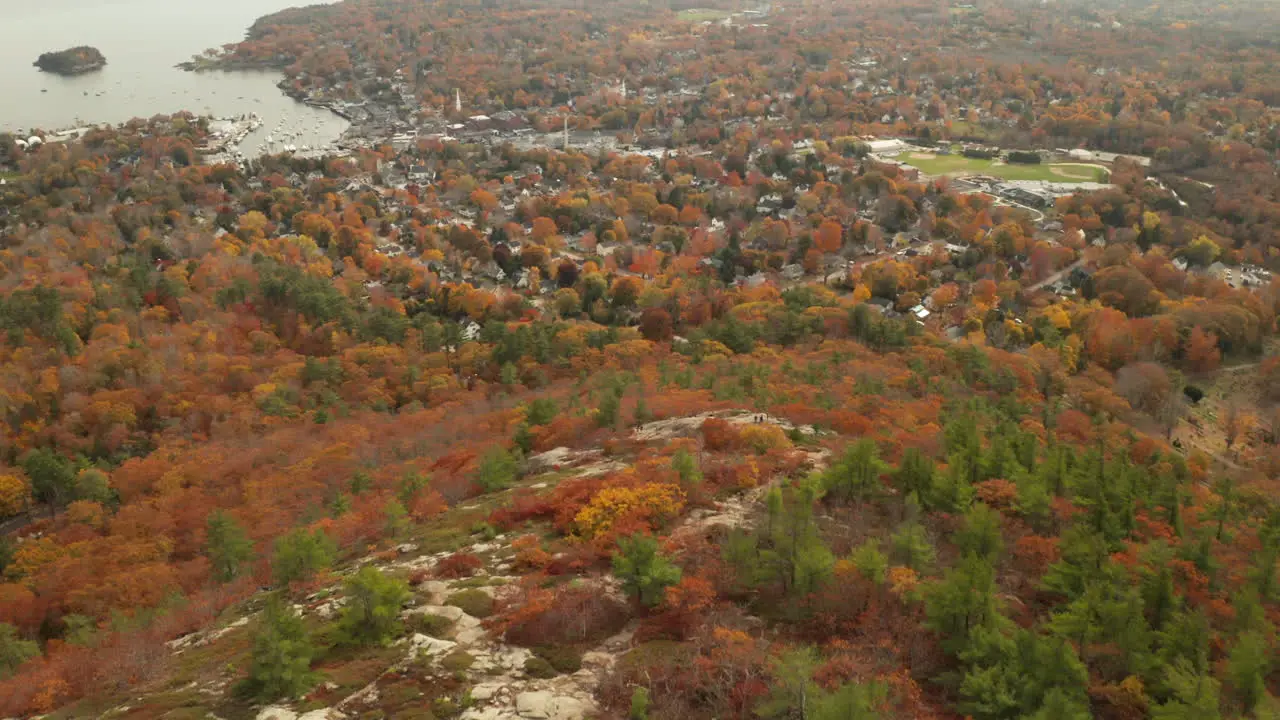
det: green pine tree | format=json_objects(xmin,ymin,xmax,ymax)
[
  {"xmin": 613, "ymin": 533, "xmax": 682, "ymax": 607},
  {"xmin": 0, "ymin": 623, "xmax": 38, "ymax": 678},
  {"xmin": 757, "ymin": 647, "xmax": 820, "ymax": 719},
  {"xmin": 1227, "ymin": 631, "xmax": 1271, "ymax": 713},
  {"xmin": 811, "ymin": 680, "xmax": 887, "ymax": 720},
  {"xmin": 1151, "ymin": 661, "xmax": 1221, "ymax": 720},
  {"xmin": 893, "ymin": 447, "xmax": 935, "ymax": 505},
  {"xmin": 629, "ymin": 687, "xmax": 651, "ymax": 720},
  {"xmin": 1026, "ymin": 688, "xmax": 1092, "ymax": 720},
  {"xmin": 206, "ymin": 509, "xmax": 253, "ymax": 583},
  {"xmin": 925, "ymin": 553, "xmax": 1001, "ymax": 656},
  {"xmin": 822, "ymin": 439, "xmax": 887, "ymax": 504},
  {"xmin": 398, "ymin": 472, "xmax": 430, "ymax": 507},
  {"xmin": 671, "ymin": 447, "xmax": 703, "ymax": 487},
  {"xmin": 273, "ymin": 527, "xmax": 337, "ymax": 586},
  {"xmin": 890, "ymin": 518, "xmax": 937, "ymax": 572},
  {"xmin": 383, "ymin": 498, "xmax": 409, "ymax": 538},
  {"xmin": 596, "ymin": 388, "xmax": 622, "ymax": 428},
  {"xmin": 766, "ymin": 476, "xmax": 834, "ymax": 596},
  {"xmin": 956, "ymin": 503, "xmax": 1004, "ymax": 561},
  {"xmin": 477, "ymin": 447, "xmax": 518, "ymax": 492},
  {"xmin": 513, "ymin": 422, "xmax": 535, "ymax": 454},
  {"xmin": 336, "ymin": 566, "xmax": 411, "ymax": 646},
  {"xmin": 525, "ymin": 397, "xmax": 558, "ymax": 427},
  {"xmin": 850, "ymin": 540, "xmax": 888, "ymax": 585},
  {"xmin": 241, "ymin": 595, "xmax": 314, "ymax": 700}
]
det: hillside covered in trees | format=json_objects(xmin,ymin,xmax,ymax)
[{"xmin": 1, "ymin": 0, "xmax": 1280, "ymax": 718}]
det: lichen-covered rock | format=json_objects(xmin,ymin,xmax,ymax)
[
  {"xmin": 407, "ymin": 632, "xmax": 458, "ymax": 656},
  {"xmin": 298, "ymin": 709, "xmax": 346, "ymax": 720},
  {"xmin": 255, "ymin": 707, "xmax": 298, "ymax": 720},
  {"xmin": 514, "ymin": 691, "xmax": 592, "ymax": 720}
]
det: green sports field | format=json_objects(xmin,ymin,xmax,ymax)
[
  {"xmin": 900, "ymin": 153, "xmax": 1110, "ymax": 183},
  {"xmin": 676, "ymin": 8, "xmax": 732, "ymax": 21}
]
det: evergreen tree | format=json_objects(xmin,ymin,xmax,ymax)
[
  {"xmin": 613, "ymin": 533, "xmax": 682, "ymax": 607},
  {"xmin": 0, "ymin": 623, "xmax": 38, "ymax": 678},
  {"xmin": 1210, "ymin": 475, "xmax": 1238, "ymax": 542},
  {"xmin": 273, "ymin": 527, "xmax": 337, "ymax": 586},
  {"xmin": 206, "ymin": 510, "xmax": 253, "ymax": 583},
  {"xmin": 930, "ymin": 450, "xmax": 976, "ymax": 512},
  {"xmin": 1229, "ymin": 588, "xmax": 1271, "ymax": 636},
  {"xmin": 513, "ymin": 422, "xmax": 535, "ymax": 454},
  {"xmin": 525, "ymin": 397, "xmax": 558, "ymax": 427},
  {"xmin": 241, "ymin": 595, "xmax": 314, "ymax": 700},
  {"xmin": 397, "ymin": 472, "xmax": 430, "ymax": 507},
  {"xmin": 1026, "ymin": 688, "xmax": 1091, "ymax": 720},
  {"xmin": 671, "ymin": 447, "xmax": 702, "ymax": 487},
  {"xmin": 765, "ymin": 476, "xmax": 834, "ymax": 596},
  {"xmin": 476, "ymin": 447, "xmax": 518, "ymax": 491},
  {"xmin": 629, "ymin": 687, "xmax": 651, "ymax": 720},
  {"xmin": 850, "ymin": 540, "xmax": 888, "ymax": 584},
  {"xmin": 811, "ymin": 680, "xmax": 887, "ymax": 720},
  {"xmin": 1016, "ymin": 633, "xmax": 1090, "ymax": 717},
  {"xmin": 597, "ymin": 388, "xmax": 621, "ymax": 427},
  {"xmin": 890, "ymin": 518, "xmax": 937, "ymax": 572},
  {"xmin": 980, "ymin": 432, "xmax": 1021, "ymax": 483},
  {"xmin": 336, "ymin": 566, "xmax": 411, "ymax": 646},
  {"xmin": 925, "ymin": 553, "xmax": 1001, "ymax": 655},
  {"xmin": 1227, "ymin": 631, "xmax": 1270, "ymax": 713},
  {"xmin": 1014, "ymin": 466, "xmax": 1052, "ymax": 529},
  {"xmin": 822, "ymin": 439, "xmax": 886, "ymax": 504},
  {"xmin": 1048, "ymin": 562, "xmax": 1152, "ymax": 675},
  {"xmin": 383, "ymin": 498, "xmax": 409, "ymax": 538},
  {"xmin": 21, "ymin": 448, "xmax": 77, "ymax": 512},
  {"xmin": 1248, "ymin": 542, "xmax": 1279, "ymax": 601},
  {"xmin": 1151, "ymin": 661, "xmax": 1221, "ymax": 720},
  {"xmin": 329, "ymin": 492, "xmax": 352, "ymax": 518},
  {"xmin": 953, "ymin": 626, "xmax": 1091, "ymax": 720},
  {"xmin": 1041, "ymin": 525, "xmax": 1109, "ymax": 600},
  {"xmin": 956, "ymin": 503, "xmax": 1004, "ymax": 561},
  {"xmin": 1155, "ymin": 609, "xmax": 1211, "ymax": 680},
  {"xmin": 349, "ymin": 470, "xmax": 372, "ymax": 496},
  {"xmin": 1255, "ymin": 695, "xmax": 1280, "ymax": 720},
  {"xmin": 634, "ymin": 396, "xmax": 652, "ymax": 424},
  {"xmin": 893, "ymin": 447, "xmax": 934, "ymax": 505},
  {"xmin": 955, "ymin": 624, "xmax": 1021, "ymax": 719},
  {"xmin": 722, "ymin": 527, "xmax": 767, "ymax": 592},
  {"xmin": 757, "ymin": 647, "xmax": 820, "ymax": 719},
  {"xmin": 1139, "ymin": 542, "xmax": 1179, "ymax": 631}
]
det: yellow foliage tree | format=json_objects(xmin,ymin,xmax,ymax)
[
  {"xmin": 574, "ymin": 482, "xmax": 686, "ymax": 538},
  {"xmin": 0, "ymin": 474, "xmax": 31, "ymax": 517},
  {"xmin": 739, "ymin": 424, "xmax": 792, "ymax": 454},
  {"xmin": 5, "ymin": 537, "xmax": 64, "ymax": 581},
  {"xmin": 66, "ymin": 500, "xmax": 106, "ymax": 530}
]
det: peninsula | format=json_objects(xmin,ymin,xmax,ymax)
[{"xmin": 33, "ymin": 46, "xmax": 107, "ymax": 75}]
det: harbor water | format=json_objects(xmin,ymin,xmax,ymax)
[{"xmin": 0, "ymin": 0, "xmax": 348, "ymax": 155}]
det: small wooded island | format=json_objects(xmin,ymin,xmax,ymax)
[{"xmin": 33, "ymin": 46, "xmax": 107, "ymax": 75}]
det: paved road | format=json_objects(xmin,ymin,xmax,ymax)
[
  {"xmin": 0, "ymin": 511, "xmax": 38, "ymax": 537},
  {"xmin": 994, "ymin": 198, "xmax": 1046, "ymax": 223},
  {"xmin": 1026, "ymin": 257, "xmax": 1085, "ymax": 293}
]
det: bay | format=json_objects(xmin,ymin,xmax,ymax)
[{"xmin": 0, "ymin": 0, "xmax": 348, "ymax": 154}]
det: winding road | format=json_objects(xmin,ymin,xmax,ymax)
[{"xmin": 1026, "ymin": 257, "xmax": 1086, "ymax": 293}]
